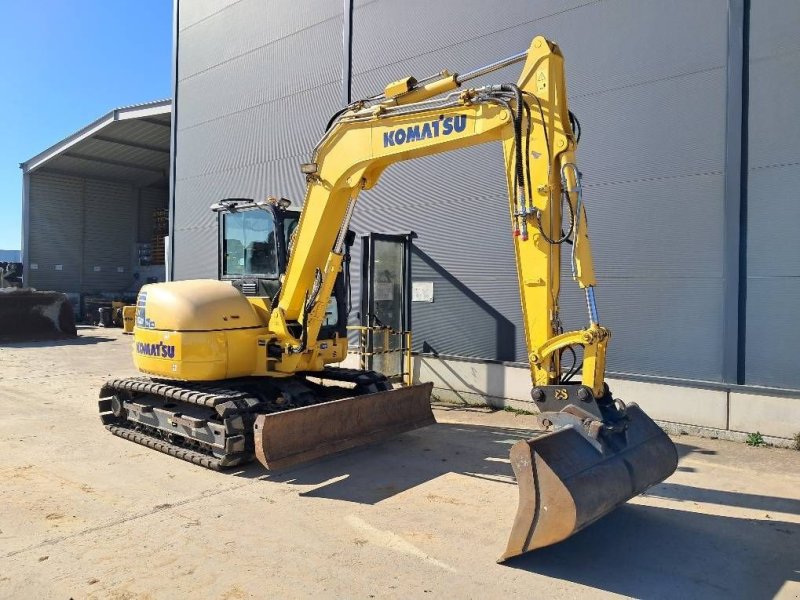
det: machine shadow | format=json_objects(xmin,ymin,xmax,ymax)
[
  {"xmin": 503, "ymin": 439, "xmax": 799, "ymax": 596},
  {"xmin": 504, "ymin": 503, "xmax": 800, "ymax": 599},
  {"xmin": 410, "ymin": 246, "xmax": 517, "ymax": 362},
  {"xmin": 234, "ymin": 425, "xmax": 800, "ymax": 598},
  {"xmin": 648, "ymin": 481, "xmax": 800, "ymax": 515},
  {"xmin": 236, "ymin": 421, "xmax": 531, "ymax": 503},
  {"xmin": 0, "ymin": 334, "xmax": 113, "ymax": 348},
  {"xmin": 675, "ymin": 441, "xmax": 718, "ymax": 458}
]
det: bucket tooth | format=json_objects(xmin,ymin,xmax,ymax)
[
  {"xmin": 253, "ymin": 382, "xmax": 435, "ymax": 470},
  {"xmin": 499, "ymin": 403, "xmax": 678, "ymax": 562}
]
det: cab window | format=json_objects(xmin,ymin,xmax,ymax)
[{"xmin": 223, "ymin": 210, "xmax": 278, "ymax": 277}]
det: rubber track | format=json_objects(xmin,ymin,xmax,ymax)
[
  {"xmin": 100, "ymin": 369, "xmax": 390, "ymax": 471},
  {"xmin": 100, "ymin": 378, "xmax": 259, "ymax": 469},
  {"xmin": 101, "ymin": 377, "xmax": 250, "ymax": 410},
  {"xmin": 107, "ymin": 423, "xmax": 230, "ymax": 470}
]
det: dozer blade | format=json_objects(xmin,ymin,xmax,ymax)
[
  {"xmin": 499, "ymin": 403, "xmax": 677, "ymax": 562},
  {"xmin": 253, "ymin": 382, "xmax": 435, "ymax": 470}
]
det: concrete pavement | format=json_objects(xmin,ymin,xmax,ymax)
[{"xmin": 0, "ymin": 328, "xmax": 797, "ymax": 599}]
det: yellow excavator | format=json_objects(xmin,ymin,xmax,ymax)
[{"xmin": 99, "ymin": 36, "xmax": 677, "ymax": 561}]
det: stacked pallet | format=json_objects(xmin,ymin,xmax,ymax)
[{"xmin": 151, "ymin": 209, "xmax": 168, "ymax": 265}]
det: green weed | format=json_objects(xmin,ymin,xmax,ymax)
[{"xmin": 503, "ymin": 406, "xmax": 535, "ymax": 417}]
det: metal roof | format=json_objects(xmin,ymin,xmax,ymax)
[{"xmin": 20, "ymin": 99, "xmax": 171, "ymax": 187}]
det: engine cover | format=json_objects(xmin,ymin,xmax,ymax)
[{"xmin": 132, "ymin": 279, "xmax": 270, "ymax": 380}]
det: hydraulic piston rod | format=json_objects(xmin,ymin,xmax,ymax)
[{"xmin": 456, "ymin": 51, "xmax": 528, "ymax": 85}]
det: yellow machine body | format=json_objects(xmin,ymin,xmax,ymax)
[
  {"xmin": 132, "ymin": 279, "xmax": 346, "ymax": 380},
  {"xmin": 121, "ymin": 305, "xmax": 136, "ymax": 333}
]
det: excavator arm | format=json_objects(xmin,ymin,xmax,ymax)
[
  {"xmin": 265, "ymin": 35, "xmax": 677, "ymax": 560},
  {"xmin": 269, "ymin": 37, "xmax": 607, "ymax": 398}
]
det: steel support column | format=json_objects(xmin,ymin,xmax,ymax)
[
  {"xmin": 722, "ymin": 0, "xmax": 749, "ymax": 385},
  {"xmin": 341, "ymin": 0, "xmax": 354, "ymax": 106},
  {"xmin": 21, "ymin": 172, "xmax": 30, "ymax": 286},
  {"xmin": 168, "ymin": 0, "xmax": 181, "ymax": 281}
]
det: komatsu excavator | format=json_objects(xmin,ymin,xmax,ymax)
[{"xmin": 99, "ymin": 36, "xmax": 677, "ymax": 561}]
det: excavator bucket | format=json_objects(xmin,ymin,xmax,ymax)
[
  {"xmin": 0, "ymin": 289, "xmax": 77, "ymax": 342},
  {"xmin": 499, "ymin": 403, "xmax": 677, "ymax": 562},
  {"xmin": 253, "ymin": 382, "xmax": 435, "ymax": 470}
]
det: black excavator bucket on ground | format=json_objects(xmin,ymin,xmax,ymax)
[
  {"xmin": 254, "ymin": 382, "xmax": 436, "ymax": 470},
  {"xmin": 499, "ymin": 402, "xmax": 678, "ymax": 562},
  {"xmin": 0, "ymin": 289, "xmax": 77, "ymax": 342}
]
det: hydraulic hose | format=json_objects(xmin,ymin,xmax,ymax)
[{"xmin": 496, "ymin": 84, "xmax": 526, "ymax": 238}]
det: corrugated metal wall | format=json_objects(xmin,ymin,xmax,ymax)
[
  {"xmin": 172, "ymin": 0, "xmax": 800, "ymax": 390},
  {"xmin": 27, "ymin": 173, "xmax": 84, "ymax": 292},
  {"xmin": 349, "ymin": 0, "xmax": 728, "ymax": 380},
  {"xmin": 28, "ymin": 172, "xmax": 162, "ymax": 295},
  {"xmin": 743, "ymin": 0, "xmax": 800, "ymax": 389},
  {"xmin": 81, "ymin": 180, "xmax": 136, "ymax": 292},
  {"xmin": 172, "ymin": 0, "xmax": 344, "ymax": 278}
]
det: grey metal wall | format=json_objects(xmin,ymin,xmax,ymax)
[
  {"xmin": 27, "ymin": 172, "xmax": 158, "ymax": 294},
  {"xmin": 173, "ymin": 0, "xmax": 800, "ymax": 390},
  {"xmin": 172, "ymin": 0, "xmax": 344, "ymax": 278},
  {"xmin": 81, "ymin": 180, "xmax": 136, "ymax": 292},
  {"xmin": 27, "ymin": 173, "xmax": 84, "ymax": 292},
  {"xmin": 347, "ymin": 0, "xmax": 728, "ymax": 381},
  {"xmin": 743, "ymin": 0, "xmax": 800, "ymax": 389}
]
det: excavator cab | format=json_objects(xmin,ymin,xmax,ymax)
[
  {"xmin": 215, "ymin": 198, "xmax": 295, "ymax": 298},
  {"xmin": 214, "ymin": 198, "xmax": 347, "ymax": 340}
]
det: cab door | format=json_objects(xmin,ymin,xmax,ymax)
[{"xmin": 360, "ymin": 233, "xmax": 413, "ymax": 380}]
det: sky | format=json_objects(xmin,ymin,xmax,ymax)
[{"xmin": 0, "ymin": 1, "xmax": 173, "ymax": 250}]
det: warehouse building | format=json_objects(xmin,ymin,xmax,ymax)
[
  {"xmin": 168, "ymin": 0, "xmax": 798, "ymax": 441},
  {"xmin": 20, "ymin": 100, "xmax": 172, "ymax": 318}
]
